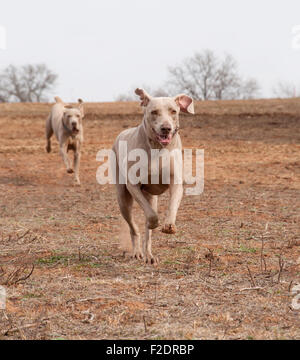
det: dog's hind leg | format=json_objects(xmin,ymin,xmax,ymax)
[{"xmin": 117, "ymin": 184, "xmax": 143, "ymax": 260}]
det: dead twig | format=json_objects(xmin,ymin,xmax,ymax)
[
  {"xmin": 240, "ymin": 287, "xmax": 264, "ymax": 292},
  {"xmin": 205, "ymin": 249, "xmax": 214, "ymax": 277},
  {"xmin": 277, "ymin": 255, "xmax": 285, "ymax": 284},
  {"xmin": 14, "ymin": 264, "xmax": 35, "ymax": 284},
  {"xmin": 78, "ymin": 246, "xmax": 83, "ymax": 261},
  {"xmin": 153, "ymin": 282, "xmax": 157, "ymax": 305},
  {"xmin": 143, "ymin": 315, "xmax": 147, "ymax": 333},
  {"xmin": 1, "ymin": 315, "xmax": 55, "ymax": 337},
  {"xmin": 1, "ymin": 322, "xmax": 38, "ymax": 337},
  {"xmin": 2, "ymin": 264, "xmax": 35, "ymax": 285},
  {"xmin": 260, "ymin": 223, "xmax": 268, "ymax": 273},
  {"xmin": 16, "ymin": 229, "xmax": 30, "ymax": 241},
  {"xmin": 246, "ymin": 265, "xmax": 256, "ymax": 288}
]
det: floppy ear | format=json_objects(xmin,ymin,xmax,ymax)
[
  {"xmin": 174, "ymin": 94, "xmax": 195, "ymax": 114},
  {"xmin": 78, "ymin": 99, "xmax": 84, "ymax": 117},
  {"xmin": 135, "ymin": 88, "xmax": 151, "ymax": 107}
]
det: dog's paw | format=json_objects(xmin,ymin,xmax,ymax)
[
  {"xmin": 145, "ymin": 254, "xmax": 159, "ymax": 265},
  {"xmin": 74, "ymin": 178, "xmax": 81, "ymax": 186},
  {"xmin": 132, "ymin": 249, "xmax": 144, "ymax": 260},
  {"xmin": 161, "ymin": 224, "xmax": 177, "ymax": 234},
  {"xmin": 67, "ymin": 168, "xmax": 74, "ymax": 174},
  {"xmin": 147, "ymin": 215, "xmax": 159, "ymax": 230}
]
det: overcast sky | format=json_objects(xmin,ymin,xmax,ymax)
[{"xmin": 1, "ymin": 0, "xmax": 300, "ymax": 101}]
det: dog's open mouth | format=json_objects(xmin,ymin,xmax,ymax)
[
  {"xmin": 72, "ymin": 128, "xmax": 79, "ymax": 134},
  {"xmin": 153, "ymin": 129, "xmax": 173, "ymax": 146}
]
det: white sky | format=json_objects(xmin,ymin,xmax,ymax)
[{"xmin": 1, "ymin": 0, "xmax": 300, "ymax": 101}]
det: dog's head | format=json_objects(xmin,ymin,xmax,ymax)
[
  {"xmin": 63, "ymin": 99, "xmax": 84, "ymax": 135},
  {"xmin": 135, "ymin": 88, "xmax": 194, "ymax": 147}
]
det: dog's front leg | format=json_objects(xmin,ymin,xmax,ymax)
[
  {"xmin": 143, "ymin": 193, "xmax": 158, "ymax": 264},
  {"xmin": 73, "ymin": 144, "xmax": 81, "ymax": 185},
  {"xmin": 126, "ymin": 184, "xmax": 159, "ymax": 230},
  {"xmin": 59, "ymin": 142, "xmax": 73, "ymax": 174},
  {"xmin": 162, "ymin": 183, "xmax": 183, "ymax": 234}
]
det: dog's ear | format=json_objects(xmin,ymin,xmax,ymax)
[
  {"xmin": 54, "ymin": 96, "xmax": 64, "ymax": 104},
  {"xmin": 135, "ymin": 88, "xmax": 151, "ymax": 107},
  {"xmin": 78, "ymin": 99, "xmax": 84, "ymax": 117},
  {"xmin": 174, "ymin": 94, "xmax": 195, "ymax": 114}
]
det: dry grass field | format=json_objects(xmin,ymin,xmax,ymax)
[{"xmin": 0, "ymin": 98, "xmax": 299, "ymax": 340}]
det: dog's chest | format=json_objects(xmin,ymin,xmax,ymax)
[
  {"xmin": 140, "ymin": 154, "xmax": 175, "ymax": 195},
  {"xmin": 67, "ymin": 136, "xmax": 78, "ymax": 151}
]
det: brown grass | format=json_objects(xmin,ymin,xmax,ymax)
[{"xmin": 0, "ymin": 98, "xmax": 299, "ymax": 339}]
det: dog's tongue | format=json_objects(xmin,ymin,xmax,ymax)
[
  {"xmin": 159, "ymin": 134, "xmax": 172, "ymax": 145},
  {"xmin": 159, "ymin": 133, "xmax": 172, "ymax": 145}
]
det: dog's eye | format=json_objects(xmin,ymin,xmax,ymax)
[
  {"xmin": 151, "ymin": 110, "xmax": 159, "ymax": 116},
  {"xmin": 170, "ymin": 109, "xmax": 177, "ymax": 115}
]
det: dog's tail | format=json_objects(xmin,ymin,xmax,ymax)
[
  {"xmin": 119, "ymin": 218, "xmax": 132, "ymax": 254},
  {"xmin": 54, "ymin": 96, "xmax": 64, "ymax": 104}
]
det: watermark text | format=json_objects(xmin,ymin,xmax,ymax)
[{"xmin": 96, "ymin": 143, "xmax": 204, "ymax": 196}]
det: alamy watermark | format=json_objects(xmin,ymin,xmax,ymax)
[
  {"xmin": 0, "ymin": 25, "xmax": 7, "ymax": 50},
  {"xmin": 0, "ymin": 285, "xmax": 6, "ymax": 310},
  {"xmin": 96, "ymin": 142, "xmax": 204, "ymax": 196},
  {"xmin": 291, "ymin": 25, "xmax": 300, "ymax": 50},
  {"xmin": 291, "ymin": 284, "xmax": 300, "ymax": 310}
]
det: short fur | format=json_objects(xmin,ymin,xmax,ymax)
[
  {"xmin": 113, "ymin": 88, "xmax": 194, "ymax": 264},
  {"xmin": 46, "ymin": 97, "xmax": 84, "ymax": 185}
]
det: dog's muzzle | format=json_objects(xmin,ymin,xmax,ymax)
[{"xmin": 152, "ymin": 127, "xmax": 179, "ymax": 146}]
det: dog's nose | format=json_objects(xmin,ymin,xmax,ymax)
[
  {"xmin": 160, "ymin": 125, "xmax": 172, "ymax": 134},
  {"xmin": 71, "ymin": 121, "xmax": 77, "ymax": 127}
]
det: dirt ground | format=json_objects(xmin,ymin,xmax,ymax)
[{"xmin": 0, "ymin": 98, "xmax": 299, "ymax": 340}]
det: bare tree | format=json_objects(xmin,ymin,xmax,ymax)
[
  {"xmin": 212, "ymin": 54, "xmax": 240, "ymax": 99},
  {"xmin": 0, "ymin": 64, "xmax": 57, "ymax": 102},
  {"xmin": 238, "ymin": 78, "xmax": 260, "ymax": 100},
  {"xmin": 0, "ymin": 93, "xmax": 7, "ymax": 102},
  {"xmin": 167, "ymin": 50, "xmax": 260, "ymax": 101},
  {"xmin": 116, "ymin": 50, "xmax": 261, "ymax": 102},
  {"xmin": 272, "ymin": 81, "xmax": 298, "ymax": 98},
  {"xmin": 0, "ymin": 75, "xmax": 8, "ymax": 102},
  {"xmin": 168, "ymin": 50, "xmax": 218, "ymax": 100}
]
